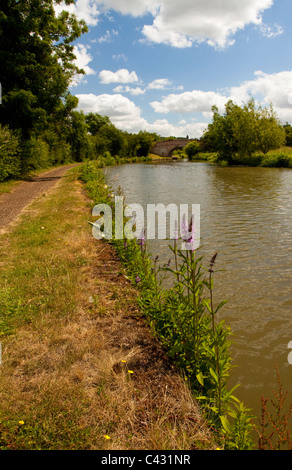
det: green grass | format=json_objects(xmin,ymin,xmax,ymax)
[
  {"xmin": 183, "ymin": 147, "xmax": 292, "ymax": 167},
  {"xmin": 0, "ymin": 165, "xmax": 214, "ymax": 451}
]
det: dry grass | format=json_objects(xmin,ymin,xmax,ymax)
[{"xmin": 0, "ymin": 168, "xmax": 215, "ymax": 450}]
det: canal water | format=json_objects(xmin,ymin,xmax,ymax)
[{"xmin": 105, "ymin": 160, "xmax": 292, "ymax": 424}]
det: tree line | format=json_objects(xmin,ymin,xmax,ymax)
[
  {"xmin": 1, "ymin": 1, "xmax": 291, "ymax": 182},
  {"xmin": 0, "ymin": 0, "xmax": 160, "ymax": 182}
]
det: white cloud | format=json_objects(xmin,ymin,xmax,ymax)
[
  {"xmin": 98, "ymin": 29, "xmax": 118, "ymax": 43},
  {"xmin": 259, "ymin": 23, "xmax": 284, "ymax": 38},
  {"xmin": 76, "ymin": 93, "xmax": 144, "ymax": 130},
  {"xmin": 151, "ymin": 89, "xmax": 228, "ymax": 114},
  {"xmin": 113, "ymin": 85, "xmax": 145, "ymax": 95},
  {"xmin": 99, "ymin": 0, "xmax": 274, "ymax": 49},
  {"xmin": 99, "ymin": 68, "xmax": 139, "ymax": 84},
  {"xmin": 147, "ymin": 78, "xmax": 172, "ymax": 90},
  {"xmin": 75, "ymin": 92, "xmax": 208, "ymax": 136},
  {"xmin": 112, "ymin": 78, "xmax": 183, "ymax": 95},
  {"xmin": 150, "ymin": 70, "xmax": 292, "ymax": 124},
  {"xmin": 146, "ymin": 119, "xmax": 207, "ymax": 138},
  {"xmin": 54, "ymin": 0, "xmax": 100, "ymax": 26},
  {"xmin": 229, "ymin": 70, "xmax": 292, "ymax": 122},
  {"xmin": 55, "ymin": 1, "xmax": 276, "ymax": 49},
  {"xmin": 70, "ymin": 44, "xmax": 96, "ymax": 86}
]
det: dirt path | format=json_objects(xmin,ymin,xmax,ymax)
[{"xmin": 0, "ymin": 164, "xmax": 80, "ymax": 233}]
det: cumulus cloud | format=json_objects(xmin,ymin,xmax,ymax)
[
  {"xmin": 55, "ymin": 0, "xmax": 277, "ymax": 49},
  {"xmin": 146, "ymin": 119, "xmax": 207, "ymax": 138},
  {"xmin": 70, "ymin": 44, "xmax": 96, "ymax": 86},
  {"xmin": 99, "ymin": 68, "xmax": 139, "ymax": 84},
  {"xmin": 229, "ymin": 70, "xmax": 292, "ymax": 121},
  {"xmin": 141, "ymin": 0, "xmax": 275, "ymax": 48},
  {"xmin": 113, "ymin": 85, "xmax": 145, "ymax": 95},
  {"xmin": 151, "ymin": 89, "xmax": 228, "ymax": 114},
  {"xmin": 76, "ymin": 92, "xmax": 143, "ymax": 126},
  {"xmin": 147, "ymin": 78, "xmax": 172, "ymax": 90},
  {"xmin": 75, "ymin": 92, "xmax": 208, "ymax": 136},
  {"xmin": 149, "ymin": 70, "xmax": 292, "ymax": 124}
]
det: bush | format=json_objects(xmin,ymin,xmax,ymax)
[
  {"xmin": 42, "ymin": 130, "xmax": 72, "ymax": 165},
  {"xmin": 22, "ymin": 136, "xmax": 51, "ymax": 171},
  {"xmin": 0, "ymin": 125, "xmax": 21, "ymax": 181},
  {"xmin": 184, "ymin": 140, "xmax": 201, "ymax": 160},
  {"xmin": 233, "ymin": 154, "xmax": 263, "ymax": 167},
  {"xmin": 261, "ymin": 153, "xmax": 291, "ymax": 168}
]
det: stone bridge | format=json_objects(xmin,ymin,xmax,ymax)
[{"xmin": 151, "ymin": 138, "xmax": 193, "ymax": 158}]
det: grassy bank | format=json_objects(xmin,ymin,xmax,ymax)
[
  {"xmin": 0, "ymin": 166, "xmax": 215, "ymax": 450},
  {"xmin": 81, "ymin": 159, "xmax": 292, "ymax": 450},
  {"xmin": 81, "ymin": 161, "xmax": 256, "ymax": 450},
  {"xmin": 188, "ymin": 147, "xmax": 292, "ymax": 167}
]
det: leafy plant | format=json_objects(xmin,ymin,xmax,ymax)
[
  {"xmin": 255, "ymin": 364, "xmax": 292, "ymax": 450},
  {"xmin": 0, "ymin": 124, "xmax": 21, "ymax": 181}
]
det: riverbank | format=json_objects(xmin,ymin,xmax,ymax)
[
  {"xmin": 188, "ymin": 146, "xmax": 292, "ymax": 167},
  {"xmin": 104, "ymin": 158, "xmax": 292, "ymax": 450},
  {"xmin": 0, "ymin": 166, "xmax": 215, "ymax": 450}
]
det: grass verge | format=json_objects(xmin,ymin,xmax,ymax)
[{"xmin": 0, "ymin": 166, "xmax": 215, "ymax": 450}]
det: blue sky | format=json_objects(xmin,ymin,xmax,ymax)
[{"xmin": 55, "ymin": 0, "xmax": 292, "ymax": 137}]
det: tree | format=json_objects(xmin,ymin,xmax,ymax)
[
  {"xmin": 283, "ymin": 123, "xmax": 292, "ymax": 146},
  {"xmin": 257, "ymin": 105, "xmax": 286, "ymax": 154},
  {"xmin": 184, "ymin": 140, "xmax": 201, "ymax": 160},
  {"xmin": 135, "ymin": 131, "xmax": 157, "ymax": 157},
  {"xmin": 67, "ymin": 111, "xmax": 91, "ymax": 162},
  {"xmin": 203, "ymin": 101, "xmax": 239, "ymax": 164},
  {"xmin": 95, "ymin": 124, "xmax": 127, "ymax": 157},
  {"xmin": 0, "ymin": 124, "xmax": 21, "ymax": 181},
  {"xmin": 0, "ymin": 0, "xmax": 87, "ymax": 138},
  {"xmin": 203, "ymin": 98, "xmax": 286, "ymax": 163},
  {"xmin": 85, "ymin": 113, "xmax": 111, "ymax": 136}
]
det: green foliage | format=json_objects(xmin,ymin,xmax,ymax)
[
  {"xmin": 203, "ymin": 98, "xmax": 286, "ymax": 164},
  {"xmin": 0, "ymin": 0, "xmax": 89, "ymax": 173},
  {"xmin": 0, "ymin": 2, "xmax": 162, "ymax": 178},
  {"xmin": 85, "ymin": 113, "xmax": 111, "ymax": 135},
  {"xmin": 112, "ymin": 224, "xmax": 255, "ymax": 450},
  {"xmin": 21, "ymin": 136, "xmax": 51, "ymax": 171},
  {"xmin": 134, "ymin": 131, "xmax": 158, "ymax": 157},
  {"xmin": 0, "ymin": 124, "xmax": 21, "ymax": 181},
  {"xmin": 184, "ymin": 140, "xmax": 201, "ymax": 160},
  {"xmin": 283, "ymin": 123, "xmax": 292, "ymax": 146},
  {"xmin": 260, "ymin": 152, "xmax": 291, "ymax": 168},
  {"xmin": 96, "ymin": 124, "xmax": 127, "ymax": 157},
  {"xmin": 0, "ymin": 0, "xmax": 87, "ymax": 137}
]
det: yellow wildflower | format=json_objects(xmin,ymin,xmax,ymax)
[{"xmin": 18, "ymin": 421, "xmax": 24, "ymax": 425}]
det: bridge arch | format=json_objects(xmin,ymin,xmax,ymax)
[{"xmin": 151, "ymin": 139, "xmax": 193, "ymax": 158}]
